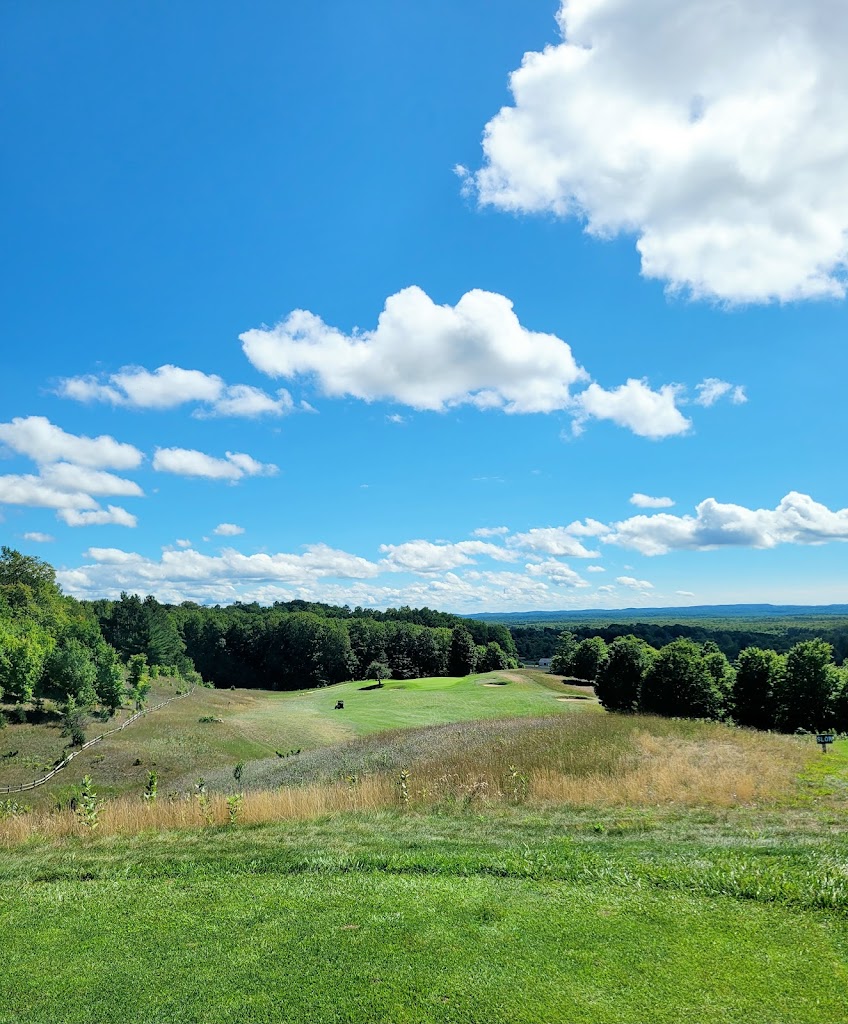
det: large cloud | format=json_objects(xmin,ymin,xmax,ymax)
[
  {"xmin": 56, "ymin": 544, "xmax": 602, "ymax": 610},
  {"xmin": 40, "ymin": 463, "xmax": 143, "ymax": 497},
  {"xmin": 0, "ymin": 475, "xmax": 98, "ymax": 511},
  {"xmin": 242, "ymin": 286, "xmax": 737, "ymax": 438},
  {"xmin": 0, "ymin": 416, "xmax": 142, "ymax": 469},
  {"xmin": 604, "ymin": 491, "xmax": 848, "ymax": 555},
  {"xmin": 241, "ymin": 286, "xmax": 588, "ymax": 414},
  {"xmin": 58, "ymin": 365, "xmax": 293, "ymax": 418},
  {"xmin": 466, "ymin": 0, "xmax": 848, "ymax": 303}
]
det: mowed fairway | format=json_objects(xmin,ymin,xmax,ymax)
[{"xmin": 228, "ymin": 669, "xmax": 596, "ymax": 750}]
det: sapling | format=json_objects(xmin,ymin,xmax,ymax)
[
  {"xmin": 143, "ymin": 770, "xmax": 158, "ymax": 802},
  {"xmin": 77, "ymin": 775, "xmax": 99, "ymax": 830},
  {"xmin": 505, "ymin": 764, "xmax": 528, "ymax": 804},
  {"xmin": 226, "ymin": 793, "xmax": 243, "ymax": 825},
  {"xmin": 194, "ymin": 777, "xmax": 213, "ymax": 825}
]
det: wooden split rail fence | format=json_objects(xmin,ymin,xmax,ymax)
[{"xmin": 0, "ymin": 688, "xmax": 196, "ymax": 795}]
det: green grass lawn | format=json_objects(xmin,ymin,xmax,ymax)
[
  {"xmin": 229, "ymin": 669, "xmax": 597, "ymax": 749},
  {"xmin": 2, "ymin": 698, "xmax": 846, "ymax": 1021},
  {"xmin": 1, "ymin": 807, "xmax": 846, "ymax": 1024}
]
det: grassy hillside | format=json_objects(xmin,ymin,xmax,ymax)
[{"xmin": 0, "ymin": 669, "xmax": 595, "ymax": 804}]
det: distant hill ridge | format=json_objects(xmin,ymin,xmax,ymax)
[{"xmin": 468, "ymin": 604, "xmax": 848, "ymax": 623}]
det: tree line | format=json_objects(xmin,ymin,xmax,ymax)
[
  {"xmin": 91, "ymin": 594, "xmax": 519, "ymax": 689},
  {"xmin": 0, "ymin": 549, "xmax": 521, "ymax": 711},
  {"xmin": 551, "ymin": 631, "xmax": 848, "ymax": 733},
  {"xmin": 4, "ymin": 545, "xmax": 846, "ymax": 735},
  {"xmin": 0, "ymin": 548, "xmax": 191, "ymax": 749},
  {"xmin": 511, "ymin": 620, "xmax": 848, "ymax": 664}
]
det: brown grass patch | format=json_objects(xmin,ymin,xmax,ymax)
[
  {"xmin": 0, "ymin": 715, "xmax": 811, "ymax": 845},
  {"xmin": 529, "ymin": 729, "xmax": 805, "ymax": 807}
]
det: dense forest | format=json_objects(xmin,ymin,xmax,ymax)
[
  {"xmin": 549, "ymin": 630, "xmax": 848, "ymax": 733},
  {"xmin": 88, "ymin": 594, "xmax": 519, "ymax": 690},
  {"xmin": 510, "ymin": 620, "xmax": 848, "ymax": 664}
]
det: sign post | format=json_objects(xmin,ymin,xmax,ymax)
[{"xmin": 816, "ymin": 734, "xmax": 834, "ymax": 753}]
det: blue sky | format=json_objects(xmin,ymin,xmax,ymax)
[{"xmin": 2, "ymin": 0, "xmax": 848, "ymax": 612}]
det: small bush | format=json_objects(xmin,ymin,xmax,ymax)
[
  {"xmin": 143, "ymin": 770, "xmax": 158, "ymax": 802},
  {"xmin": 226, "ymin": 793, "xmax": 243, "ymax": 824},
  {"xmin": 198, "ymin": 716, "xmax": 223, "ymax": 724},
  {"xmin": 0, "ymin": 799, "xmax": 29, "ymax": 819},
  {"xmin": 76, "ymin": 775, "xmax": 99, "ymax": 830}
]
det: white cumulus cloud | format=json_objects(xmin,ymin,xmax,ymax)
[
  {"xmin": 39, "ymin": 463, "xmax": 143, "ymax": 498},
  {"xmin": 467, "ymin": 0, "xmax": 848, "ymax": 303},
  {"xmin": 241, "ymin": 286, "xmax": 588, "ymax": 414},
  {"xmin": 213, "ymin": 523, "xmax": 245, "ymax": 536},
  {"xmin": 380, "ymin": 539, "xmax": 516, "ymax": 574},
  {"xmin": 58, "ymin": 505, "xmax": 138, "ymax": 528},
  {"xmin": 606, "ymin": 491, "xmax": 848, "ymax": 555},
  {"xmin": 573, "ymin": 380, "xmax": 690, "ymax": 439},
  {"xmin": 616, "ymin": 576, "xmax": 654, "ymax": 590},
  {"xmin": 0, "ymin": 416, "xmax": 142, "ymax": 469},
  {"xmin": 630, "ymin": 493, "xmax": 675, "ymax": 508},
  {"xmin": 507, "ymin": 527, "xmax": 598, "ymax": 558},
  {"xmin": 23, "ymin": 532, "xmax": 55, "ymax": 543},
  {"xmin": 525, "ymin": 559, "xmax": 590, "ymax": 588},
  {"xmin": 58, "ymin": 365, "xmax": 293, "ymax": 418},
  {"xmin": 152, "ymin": 448, "xmax": 278, "ymax": 481},
  {"xmin": 0, "ymin": 475, "xmax": 98, "ymax": 511}
]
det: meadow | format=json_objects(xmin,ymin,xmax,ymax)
[
  {"xmin": 1, "ymin": 669, "xmax": 847, "ymax": 1023},
  {"xmin": 0, "ymin": 668, "xmax": 595, "ymax": 804}
]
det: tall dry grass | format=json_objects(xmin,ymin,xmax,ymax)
[
  {"xmin": 0, "ymin": 776, "xmax": 394, "ymax": 845},
  {"xmin": 0, "ymin": 715, "xmax": 811, "ymax": 845},
  {"xmin": 530, "ymin": 729, "xmax": 805, "ymax": 807}
]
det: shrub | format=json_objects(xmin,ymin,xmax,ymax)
[
  {"xmin": 76, "ymin": 775, "xmax": 99, "ymax": 830},
  {"xmin": 143, "ymin": 770, "xmax": 158, "ymax": 802}
]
